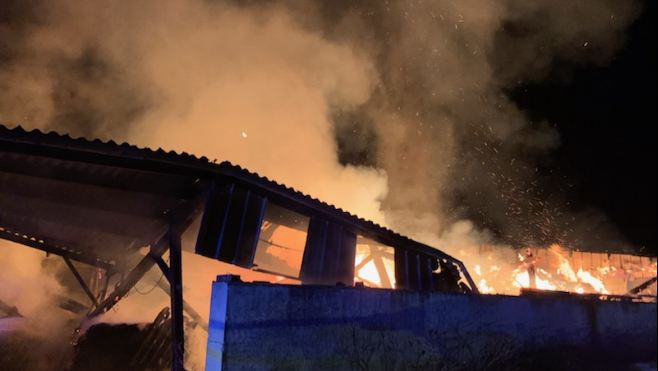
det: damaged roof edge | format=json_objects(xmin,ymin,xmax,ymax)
[{"xmin": 0, "ymin": 124, "xmax": 463, "ymax": 265}]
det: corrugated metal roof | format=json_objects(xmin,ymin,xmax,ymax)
[{"xmin": 0, "ymin": 124, "xmax": 454, "ymax": 266}]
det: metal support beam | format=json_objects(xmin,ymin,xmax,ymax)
[
  {"xmin": 629, "ymin": 276, "xmax": 658, "ymax": 295},
  {"xmin": 370, "ymin": 246, "xmax": 392, "ymax": 289},
  {"xmin": 0, "ymin": 227, "xmax": 115, "ymax": 270},
  {"xmin": 63, "ymin": 257, "xmax": 100, "ymax": 308},
  {"xmin": 97, "ymin": 271, "xmax": 112, "ymax": 303},
  {"xmin": 147, "ymin": 261, "xmax": 208, "ymax": 332},
  {"xmin": 87, "ymin": 237, "xmax": 168, "ymax": 317},
  {"xmin": 150, "ymin": 254, "xmax": 172, "ymax": 283},
  {"xmin": 355, "ymin": 254, "xmax": 374, "ymax": 272},
  {"xmin": 164, "ymin": 189, "xmax": 211, "ymax": 371},
  {"xmin": 372, "ymin": 256, "xmax": 392, "ymax": 289},
  {"xmin": 169, "ymin": 228, "xmax": 185, "ymax": 371}
]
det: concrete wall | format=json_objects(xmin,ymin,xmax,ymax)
[{"xmin": 206, "ymin": 277, "xmax": 657, "ymax": 371}]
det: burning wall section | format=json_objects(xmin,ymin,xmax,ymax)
[{"xmin": 467, "ymin": 244, "xmax": 657, "ymax": 297}]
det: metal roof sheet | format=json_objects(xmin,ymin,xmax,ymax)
[{"xmin": 0, "ymin": 124, "xmax": 455, "ymax": 267}]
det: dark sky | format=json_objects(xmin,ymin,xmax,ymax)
[{"xmin": 510, "ymin": 1, "xmax": 657, "ymax": 255}]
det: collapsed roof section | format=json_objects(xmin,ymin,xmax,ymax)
[{"xmin": 0, "ymin": 124, "xmax": 477, "ymax": 292}]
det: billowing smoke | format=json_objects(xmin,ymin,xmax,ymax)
[
  {"xmin": 0, "ymin": 0, "xmax": 644, "ymax": 368},
  {"xmin": 0, "ymin": 241, "xmax": 74, "ymax": 371},
  {"xmin": 1, "ymin": 0, "xmax": 390, "ymax": 224},
  {"xmin": 0, "ymin": 0, "xmax": 641, "ymax": 247}
]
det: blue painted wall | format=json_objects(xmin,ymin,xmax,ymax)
[{"xmin": 206, "ymin": 277, "xmax": 657, "ymax": 371}]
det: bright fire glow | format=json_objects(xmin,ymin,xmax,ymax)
[
  {"xmin": 512, "ymin": 271, "xmax": 557, "ymax": 291},
  {"xmin": 263, "ymin": 226, "xmax": 307, "ymax": 270},
  {"xmin": 357, "ymin": 260, "xmax": 382, "ymax": 286},
  {"xmin": 354, "ymin": 242, "xmax": 396, "ymax": 288},
  {"xmin": 355, "ymin": 240, "xmax": 650, "ymax": 297},
  {"xmin": 556, "ymin": 256, "xmax": 577, "ymax": 282},
  {"xmin": 577, "ymin": 269, "xmax": 610, "ymax": 294},
  {"xmin": 478, "ymin": 278, "xmax": 494, "ymax": 293},
  {"xmin": 472, "ymin": 244, "xmax": 658, "ymax": 297}
]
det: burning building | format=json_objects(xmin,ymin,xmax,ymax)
[{"xmin": 0, "ymin": 124, "xmax": 656, "ymax": 371}]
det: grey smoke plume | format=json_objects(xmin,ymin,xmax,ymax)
[{"xmin": 0, "ymin": 0, "xmax": 641, "ymax": 253}]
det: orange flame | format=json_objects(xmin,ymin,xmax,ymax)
[{"xmin": 471, "ymin": 244, "xmax": 656, "ymax": 297}]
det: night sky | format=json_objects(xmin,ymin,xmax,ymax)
[{"xmin": 510, "ymin": 1, "xmax": 656, "ymax": 255}]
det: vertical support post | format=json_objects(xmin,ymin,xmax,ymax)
[
  {"xmin": 169, "ymin": 228, "xmax": 185, "ymax": 371},
  {"xmin": 455, "ymin": 260, "xmax": 479, "ymax": 294}
]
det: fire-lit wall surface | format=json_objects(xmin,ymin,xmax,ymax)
[{"xmin": 205, "ymin": 277, "xmax": 657, "ymax": 371}]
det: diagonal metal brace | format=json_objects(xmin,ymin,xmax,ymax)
[
  {"xmin": 63, "ymin": 257, "xmax": 100, "ymax": 308},
  {"xmin": 144, "ymin": 264, "xmax": 208, "ymax": 332},
  {"xmin": 629, "ymin": 276, "xmax": 658, "ymax": 295},
  {"xmin": 150, "ymin": 254, "xmax": 172, "ymax": 283},
  {"xmin": 87, "ymin": 237, "xmax": 169, "ymax": 318}
]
